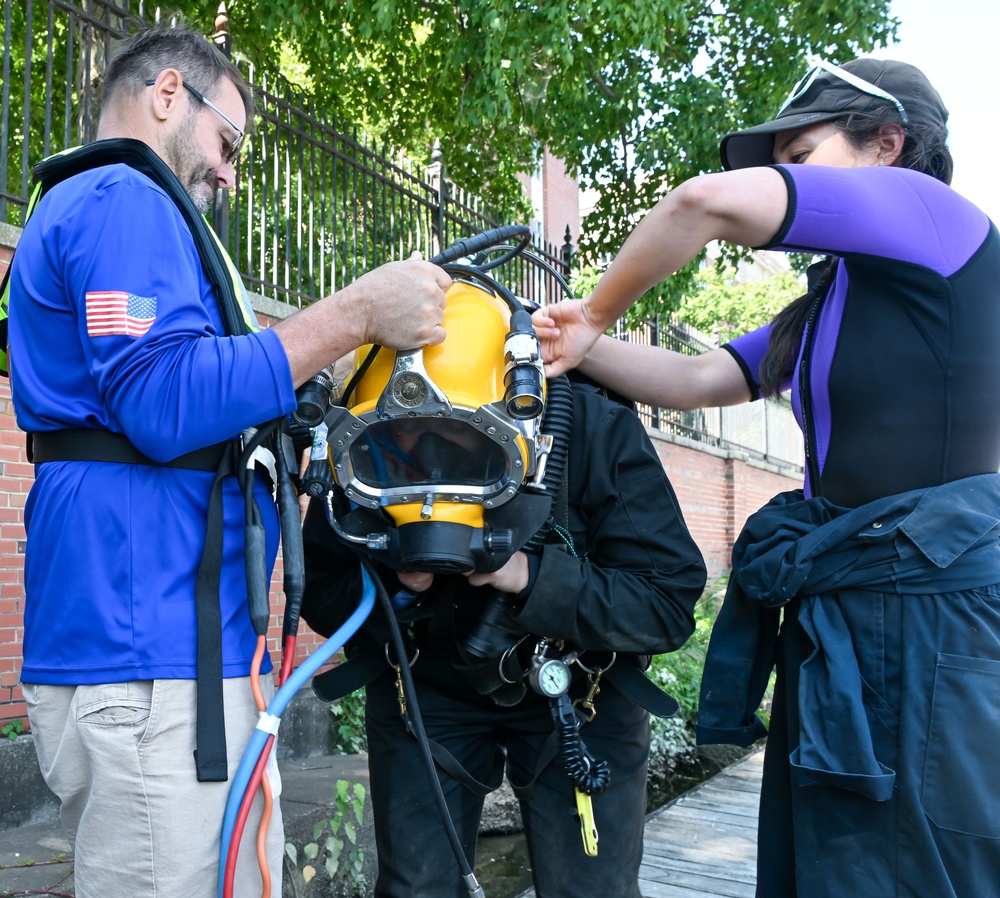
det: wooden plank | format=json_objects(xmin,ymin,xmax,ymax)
[
  {"xmin": 678, "ymin": 797, "xmax": 759, "ymax": 818},
  {"xmin": 684, "ymin": 785, "xmax": 759, "ymax": 806},
  {"xmin": 641, "ymin": 831, "xmax": 757, "ymax": 864},
  {"xmin": 639, "ymin": 867, "xmax": 758, "ymax": 898},
  {"xmin": 637, "ymin": 877, "xmax": 756, "ymax": 898},
  {"xmin": 651, "ymin": 803, "xmax": 759, "ymax": 829},
  {"xmin": 640, "ymin": 852, "xmax": 756, "ymax": 882}
]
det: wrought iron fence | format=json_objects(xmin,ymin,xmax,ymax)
[
  {"xmin": 614, "ymin": 318, "xmax": 804, "ymax": 471},
  {"xmin": 0, "ymin": 0, "xmax": 802, "ymax": 474},
  {"xmin": 234, "ymin": 66, "xmax": 573, "ymax": 310}
]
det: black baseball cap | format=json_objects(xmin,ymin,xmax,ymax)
[{"xmin": 720, "ymin": 57, "xmax": 949, "ymax": 170}]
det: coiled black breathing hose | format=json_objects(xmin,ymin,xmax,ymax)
[
  {"xmin": 551, "ymin": 692, "xmax": 611, "ymax": 796},
  {"xmin": 522, "ymin": 372, "xmax": 573, "ymax": 554}
]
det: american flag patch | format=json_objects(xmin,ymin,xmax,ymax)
[{"xmin": 86, "ymin": 291, "xmax": 157, "ymax": 337}]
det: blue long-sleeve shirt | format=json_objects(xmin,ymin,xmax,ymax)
[{"xmin": 10, "ymin": 162, "xmax": 297, "ymax": 684}]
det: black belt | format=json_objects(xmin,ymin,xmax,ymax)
[
  {"xmin": 314, "ymin": 643, "xmax": 679, "ymax": 718},
  {"xmin": 29, "ymin": 429, "xmax": 229, "ymax": 470},
  {"xmin": 313, "ymin": 644, "xmax": 678, "ymax": 800}
]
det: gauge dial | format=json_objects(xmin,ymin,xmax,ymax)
[{"xmin": 531, "ymin": 658, "xmax": 572, "ymax": 697}]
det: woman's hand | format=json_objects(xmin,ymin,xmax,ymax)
[{"xmin": 531, "ymin": 300, "xmax": 604, "ymax": 378}]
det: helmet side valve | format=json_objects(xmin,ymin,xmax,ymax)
[
  {"xmin": 301, "ymin": 422, "xmax": 335, "ymax": 497},
  {"xmin": 503, "ymin": 308, "xmax": 544, "ymax": 420},
  {"xmin": 293, "ymin": 363, "xmax": 342, "ymax": 428}
]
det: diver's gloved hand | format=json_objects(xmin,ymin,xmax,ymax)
[
  {"xmin": 397, "ymin": 570, "xmax": 435, "ymax": 593},
  {"xmin": 398, "ymin": 552, "xmax": 537, "ymax": 601}
]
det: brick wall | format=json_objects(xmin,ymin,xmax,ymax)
[
  {"xmin": 515, "ymin": 151, "xmax": 581, "ymax": 254},
  {"xmin": 0, "ymin": 243, "xmax": 12, "ymax": 282},
  {"xmin": 541, "ymin": 149, "xmax": 580, "ymax": 251},
  {"xmin": 650, "ymin": 431, "xmax": 801, "ymax": 579}
]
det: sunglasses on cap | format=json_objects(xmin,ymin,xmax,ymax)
[
  {"xmin": 144, "ymin": 77, "xmax": 246, "ymax": 164},
  {"xmin": 779, "ymin": 58, "xmax": 909, "ymax": 126}
]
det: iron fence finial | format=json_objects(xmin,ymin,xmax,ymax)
[{"xmin": 213, "ymin": 3, "xmax": 232, "ymax": 59}]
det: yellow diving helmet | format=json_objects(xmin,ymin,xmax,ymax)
[{"xmin": 301, "ymin": 226, "xmax": 571, "ymax": 574}]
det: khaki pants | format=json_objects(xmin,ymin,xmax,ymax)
[{"xmin": 23, "ymin": 677, "xmax": 284, "ymax": 898}]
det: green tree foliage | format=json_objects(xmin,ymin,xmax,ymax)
[
  {"xmin": 204, "ymin": 0, "xmax": 895, "ymax": 258},
  {"xmin": 7, "ymin": 1, "xmax": 895, "ymax": 311},
  {"xmin": 3, "ymin": 3, "xmax": 98, "ymax": 222},
  {"xmin": 675, "ymin": 262, "xmax": 804, "ymax": 342},
  {"xmin": 573, "ymin": 257, "xmax": 803, "ymax": 333}
]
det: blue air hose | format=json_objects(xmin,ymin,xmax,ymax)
[{"xmin": 217, "ymin": 570, "xmax": 376, "ymax": 898}]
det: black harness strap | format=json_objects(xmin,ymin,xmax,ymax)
[
  {"xmin": 313, "ymin": 648, "xmax": 502, "ymax": 796},
  {"xmin": 603, "ymin": 664, "xmax": 679, "ymax": 719},
  {"xmin": 506, "ymin": 732, "xmax": 561, "ymax": 802},
  {"xmin": 29, "ymin": 140, "xmax": 253, "ymax": 339},
  {"xmin": 312, "ymin": 650, "xmax": 388, "ymax": 703},
  {"xmin": 192, "ymin": 447, "xmax": 237, "ymax": 781},
  {"xmin": 31, "ymin": 428, "xmax": 241, "ymax": 781},
  {"xmin": 422, "ymin": 734, "xmax": 499, "ymax": 798}
]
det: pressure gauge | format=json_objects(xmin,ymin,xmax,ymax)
[{"xmin": 529, "ymin": 658, "xmax": 573, "ymax": 698}]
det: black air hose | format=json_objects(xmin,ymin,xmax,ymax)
[
  {"xmin": 428, "ymin": 224, "xmax": 532, "ymax": 267},
  {"xmin": 363, "ymin": 556, "xmax": 486, "ymax": 898},
  {"xmin": 239, "ymin": 418, "xmax": 283, "ymax": 636},
  {"xmin": 522, "ymin": 373, "xmax": 573, "ymax": 555},
  {"xmin": 275, "ymin": 425, "xmax": 305, "ymax": 640}
]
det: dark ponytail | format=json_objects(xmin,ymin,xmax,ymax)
[{"xmin": 758, "ymin": 258, "xmax": 837, "ymax": 396}]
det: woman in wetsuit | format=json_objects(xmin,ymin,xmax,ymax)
[{"xmin": 534, "ymin": 57, "xmax": 1000, "ymax": 898}]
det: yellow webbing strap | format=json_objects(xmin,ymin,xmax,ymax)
[
  {"xmin": 0, "ymin": 180, "xmax": 45, "ymax": 376},
  {"xmin": 208, "ymin": 225, "xmax": 259, "ymax": 334}
]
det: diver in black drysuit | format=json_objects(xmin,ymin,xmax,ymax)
[{"xmin": 301, "ymin": 376, "xmax": 707, "ymax": 898}]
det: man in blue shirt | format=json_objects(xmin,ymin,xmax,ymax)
[{"xmin": 9, "ymin": 24, "xmax": 451, "ymax": 898}]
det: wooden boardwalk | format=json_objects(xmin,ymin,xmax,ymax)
[
  {"xmin": 517, "ymin": 748, "xmax": 763, "ymax": 898},
  {"xmin": 638, "ymin": 748, "xmax": 762, "ymax": 897}
]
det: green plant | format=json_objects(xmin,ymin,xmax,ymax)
[
  {"xmin": 285, "ymin": 779, "xmax": 367, "ymax": 897},
  {"xmin": 330, "ymin": 689, "xmax": 367, "ymax": 755},
  {"xmin": 2, "ymin": 719, "xmax": 25, "ymax": 741}
]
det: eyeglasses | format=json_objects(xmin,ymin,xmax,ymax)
[
  {"xmin": 779, "ymin": 59, "xmax": 908, "ymax": 126},
  {"xmin": 144, "ymin": 77, "xmax": 246, "ymax": 163}
]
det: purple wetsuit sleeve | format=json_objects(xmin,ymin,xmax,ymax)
[
  {"xmin": 724, "ymin": 323, "xmax": 795, "ymax": 400},
  {"xmin": 764, "ymin": 165, "xmax": 990, "ymax": 277}
]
